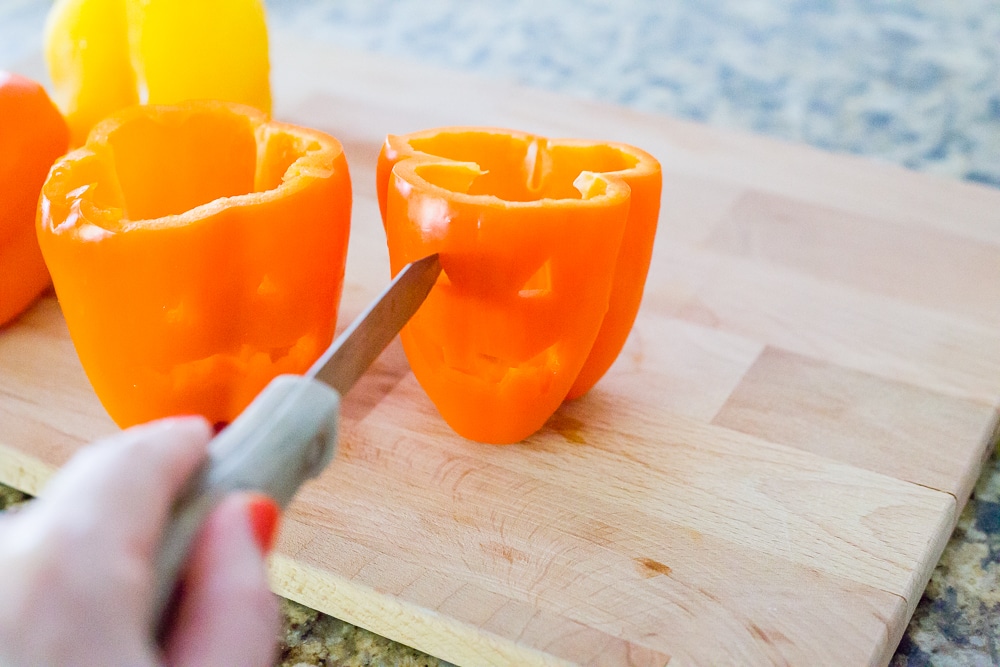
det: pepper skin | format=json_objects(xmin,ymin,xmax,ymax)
[
  {"xmin": 376, "ymin": 128, "xmax": 661, "ymax": 443},
  {"xmin": 0, "ymin": 72, "xmax": 69, "ymax": 327},
  {"xmin": 37, "ymin": 101, "xmax": 351, "ymax": 427},
  {"xmin": 45, "ymin": 0, "xmax": 271, "ymax": 147}
]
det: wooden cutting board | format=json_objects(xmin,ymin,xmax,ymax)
[{"xmin": 3, "ymin": 32, "xmax": 1000, "ymax": 666}]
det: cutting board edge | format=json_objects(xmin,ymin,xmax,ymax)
[
  {"xmin": 270, "ymin": 553, "xmax": 585, "ymax": 667},
  {"xmin": 956, "ymin": 409, "xmax": 1000, "ymax": 515},
  {"xmin": 0, "ymin": 441, "xmax": 54, "ymax": 497},
  {"xmin": 877, "ymin": 419, "xmax": 1000, "ymax": 664}
]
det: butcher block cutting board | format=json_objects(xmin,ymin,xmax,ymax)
[{"xmin": 3, "ymin": 32, "xmax": 1000, "ymax": 666}]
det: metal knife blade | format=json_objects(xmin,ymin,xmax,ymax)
[
  {"xmin": 309, "ymin": 252, "xmax": 441, "ymax": 395},
  {"xmin": 151, "ymin": 253, "xmax": 441, "ymax": 640}
]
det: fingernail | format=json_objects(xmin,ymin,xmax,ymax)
[{"xmin": 245, "ymin": 494, "xmax": 280, "ymax": 555}]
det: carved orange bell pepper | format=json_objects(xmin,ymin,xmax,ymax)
[
  {"xmin": 377, "ymin": 127, "xmax": 661, "ymax": 443},
  {"xmin": 37, "ymin": 101, "xmax": 351, "ymax": 427},
  {"xmin": 0, "ymin": 72, "xmax": 69, "ymax": 327}
]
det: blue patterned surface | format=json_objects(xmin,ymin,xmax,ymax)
[
  {"xmin": 262, "ymin": 0, "xmax": 1000, "ymax": 190},
  {"xmin": 1, "ymin": 1, "xmax": 998, "ymax": 664}
]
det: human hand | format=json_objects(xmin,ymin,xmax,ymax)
[{"xmin": 0, "ymin": 417, "xmax": 281, "ymax": 666}]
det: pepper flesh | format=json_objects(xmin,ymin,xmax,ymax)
[
  {"xmin": 376, "ymin": 128, "xmax": 661, "ymax": 443},
  {"xmin": 0, "ymin": 72, "xmax": 69, "ymax": 326},
  {"xmin": 37, "ymin": 101, "xmax": 351, "ymax": 427},
  {"xmin": 44, "ymin": 0, "xmax": 271, "ymax": 147}
]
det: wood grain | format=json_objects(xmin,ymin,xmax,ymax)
[
  {"xmin": 712, "ymin": 347, "xmax": 996, "ymax": 504},
  {"xmin": 707, "ymin": 192, "xmax": 1000, "ymax": 329},
  {"xmin": 1, "ymin": 32, "xmax": 999, "ymax": 666}
]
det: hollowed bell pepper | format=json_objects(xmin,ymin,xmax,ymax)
[
  {"xmin": 37, "ymin": 100, "xmax": 351, "ymax": 427},
  {"xmin": 45, "ymin": 0, "xmax": 271, "ymax": 147},
  {"xmin": 0, "ymin": 72, "xmax": 69, "ymax": 327},
  {"xmin": 376, "ymin": 127, "xmax": 661, "ymax": 443}
]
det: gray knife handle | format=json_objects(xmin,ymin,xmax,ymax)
[{"xmin": 151, "ymin": 374, "xmax": 340, "ymax": 639}]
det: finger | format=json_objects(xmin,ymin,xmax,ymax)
[
  {"xmin": 164, "ymin": 493, "xmax": 281, "ymax": 667},
  {"xmin": 35, "ymin": 416, "xmax": 214, "ymax": 558}
]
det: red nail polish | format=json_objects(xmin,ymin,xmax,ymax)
[{"xmin": 246, "ymin": 494, "xmax": 280, "ymax": 555}]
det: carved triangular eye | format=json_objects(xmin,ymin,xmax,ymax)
[{"xmin": 519, "ymin": 259, "xmax": 552, "ymax": 298}]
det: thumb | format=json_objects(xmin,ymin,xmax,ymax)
[{"xmin": 162, "ymin": 493, "xmax": 281, "ymax": 667}]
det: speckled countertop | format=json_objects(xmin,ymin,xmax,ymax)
[{"xmin": 2, "ymin": 1, "xmax": 999, "ymax": 665}]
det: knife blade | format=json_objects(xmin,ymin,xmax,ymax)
[{"xmin": 151, "ymin": 253, "xmax": 441, "ymax": 639}]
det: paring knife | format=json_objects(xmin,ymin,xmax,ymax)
[{"xmin": 151, "ymin": 253, "xmax": 442, "ymax": 639}]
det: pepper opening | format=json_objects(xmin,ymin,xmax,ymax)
[
  {"xmin": 104, "ymin": 108, "xmax": 259, "ymax": 221},
  {"xmin": 98, "ymin": 105, "xmax": 319, "ymax": 226},
  {"xmin": 408, "ymin": 130, "xmax": 638, "ymax": 203}
]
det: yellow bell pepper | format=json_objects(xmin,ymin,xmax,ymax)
[{"xmin": 45, "ymin": 0, "xmax": 271, "ymax": 147}]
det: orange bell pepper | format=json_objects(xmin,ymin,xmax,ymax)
[
  {"xmin": 37, "ymin": 100, "xmax": 352, "ymax": 427},
  {"xmin": 376, "ymin": 127, "xmax": 661, "ymax": 443},
  {"xmin": 0, "ymin": 72, "xmax": 69, "ymax": 327}
]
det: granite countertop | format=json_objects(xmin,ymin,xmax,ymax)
[{"xmin": 2, "ymin": 1, "xmax": 999, "ymax": 665}]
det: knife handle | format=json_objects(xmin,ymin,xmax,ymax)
[{"xmin": 150, "ymin": 374, "xmax": 340, "ymax": 640}]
